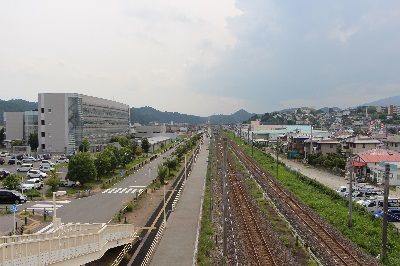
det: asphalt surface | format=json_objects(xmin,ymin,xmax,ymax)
[{"xmin": 0, "ymin": 149, "xmax": 176, "ymax": 234}]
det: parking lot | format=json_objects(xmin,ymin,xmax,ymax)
[{"xmin": 0, "ymin": 153, "xmax": 68, "ymax": 193}]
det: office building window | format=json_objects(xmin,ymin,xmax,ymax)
[
  {"xmin": 41, "ymin": 132, "xmax": 45, "ymax": 137},
  {"xmin": 41, "ymin": 108, "xmax": 44, "ymax": 113},
  {"xmin": 41, "ymin": 120, "xmax": 45, "ymax": 125}
]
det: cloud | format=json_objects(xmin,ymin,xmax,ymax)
[
  {"xmin": 329, "ymin": 19, "xmax": 359, "ymax": 44},
  {"xmin": 1, "ymin": 1, "xmax": 400, "ymax": 116}
]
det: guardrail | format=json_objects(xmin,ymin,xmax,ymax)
[{"xmin": 0, "ymin": 223, "xmax": 134, "ymax": 266}]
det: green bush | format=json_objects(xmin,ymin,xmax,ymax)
[{"xmin": 24, "ymin": 189, "xmax": 41, "ymax": 198}]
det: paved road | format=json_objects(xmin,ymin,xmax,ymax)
[
  {"xmin": 0, "ymin": 148, "xmax": 177, "ymax": 234},
  {"xmin": 57, "ymin": 150, "xmax": 176, "ymax": 224}
]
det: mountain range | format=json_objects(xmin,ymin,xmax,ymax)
[{"xmin": 1, "ymin": 95, "xmax": 399, "ymax": 125}]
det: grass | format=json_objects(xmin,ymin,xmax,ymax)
[
  {"xmin": 225, "ymin": 131, "xmax": 400, "ymax": 265},
  {"xmin": 197, "ymin": 158, "xmax": 215, "ymax": 266}
]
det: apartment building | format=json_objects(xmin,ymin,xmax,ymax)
[{"xmin": 38, "ymin": 93, "xmax": 129, "ymax": 154}]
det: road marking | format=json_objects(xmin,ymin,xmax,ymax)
[
  {"xmin": 36, "ymin": 223, "xmax": 53, "ymax": 234},
  {"xmin": 128, "ymin": 186, "xmax": 147, "ymax": 188}
]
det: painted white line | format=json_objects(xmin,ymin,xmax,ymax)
[
  {"xmin": 36, "ymin": 223, "xmax": 53, "ymax": 234},
  {"xmin": 125, "ymin": 188, "xmax": 133, "ymax": 193},
  {"xmin": 131, "ymin": 189, "xmax": 137, "ymax": 194},
  {"xmin": 119, "ymin": 188, "xmax": 128, "ymax": 193}
]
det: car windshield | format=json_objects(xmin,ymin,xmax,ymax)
[{"xmin": 25, "ymin": 180, "xmax": 35, "ymax": 184}]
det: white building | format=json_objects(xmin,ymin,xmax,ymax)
[{"xmin": 38, "ymin": 93, "xmax": 130, "ymax": 154}]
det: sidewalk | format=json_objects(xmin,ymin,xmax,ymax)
[{"xmin": 150, "ymin": 137, "xmax": 210, "ymax": 266}]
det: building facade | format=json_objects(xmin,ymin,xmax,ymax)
[
  {"xmin": 38, "ymin": 93, "xmax": 130, "ymax": 153},
  {"xmin": 4, "ymin": 112, "xmax": 25, "ymax": 141}
]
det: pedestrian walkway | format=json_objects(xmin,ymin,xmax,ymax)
[{"xmin": 150, "ymin": 137, "xmax": 210, "ymax": 266}]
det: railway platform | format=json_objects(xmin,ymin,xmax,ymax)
[{"xmin": 149, "ymin": 136, "xmax": 210, "ymax": 266}]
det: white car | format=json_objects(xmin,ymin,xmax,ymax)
[
  {"xmin": 21, "ymin": 178, "xmax": 43, "ymax": 190},
  {"xmin": 0, "ymin": 151, "xmax": 9, "ymax": 157},
  {"xmin": 22, "ymin": 157, "xmax": 36, "ymax": 163},
  {"xmin": 40, "ymin": 160, "xmax": 55, "ymax": 167},
  {"xmin": 56, "ymin": 157, "xmax": 69, "ymax": 164},
  {"xmin": 26, "ymin": 169, "xmax": 48, "ymax": 179},
  {"xmin": 39, "ymin": 165, "xmax": 55, "ymax": 172}
]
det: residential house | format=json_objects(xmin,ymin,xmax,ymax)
[
  {"xmin": 352, "ymin": 149, "xmax": 400, "ymax": 180},
  {"xmin": 382, "ymin": 135, "xmax": 400, "ymax": 153},
  {"xmin": 342, "ymin": 136, "xmax": 382, "ymax": 155}
]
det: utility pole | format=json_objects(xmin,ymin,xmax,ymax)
[
  {"xmin": 381, "ymin": 163, "xmax": 390, "ymax": 260},
  {"xmin": 247, "ymin": 127, "xmax": 250, "ymax": 145},
  {"xmin": 222, "ymin": 138, "xmax": 228, "ymax": 259},
  {"xmin": 209, "ymin": 135, "xmax": 213, "ymax": 222},
  {"xmin": 185, "ymin": 155, "xmax": 187, "ymax": 182},
  {"xmin": 251, "ymin": 132, "xmax": 254, "ymax": 158},
  {"xmin": 276, "ymin": 137, "xmax": 279, "ymax": 178},
  {"xmin": 348, "ymin": 155, "xmax": 353, "ymax": 227}
]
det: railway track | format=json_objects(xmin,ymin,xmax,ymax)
[
  {"xmin": 227, "ymin": 139, "xmax": 372, "ymax": 266},
  {"xmin": 226, "ymin": 158, "xmax": 279, "ymax": 266}
]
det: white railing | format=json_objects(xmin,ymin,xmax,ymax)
[{"xmin": 0, "ymin": 223, "xmax": 135, "ymax": 266}]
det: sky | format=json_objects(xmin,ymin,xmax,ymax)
[{"xmin": 1, "ymin": 1, "xmax": 400, "ymax": 117}]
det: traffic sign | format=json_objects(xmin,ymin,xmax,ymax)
[{"xmin": 10, "ymin": 204, "xmax": 18, "ymax": 213}]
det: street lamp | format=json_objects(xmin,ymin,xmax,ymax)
[{"xmin": 53, "ymin": 190, "xmax": 66, "ymax": 230}]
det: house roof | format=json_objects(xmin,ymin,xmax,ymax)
[
  {"xmin": 356, "ymin": 149, "xmax": 400, "ymax": 163},
  {"xmin": 347, "ymin": 136, "xmax": 381, "ymax": 144},
  {"xmin": 382, "ymin": 135, "xmax": 400, "ymax": 143}
]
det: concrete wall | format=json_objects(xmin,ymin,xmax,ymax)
[{"xmin": 4, "ymin": 112, "xmax": 24, "ymax": 141}]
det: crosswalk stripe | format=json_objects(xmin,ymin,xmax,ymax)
[{"xmin": 119, "ymin": 188, "xmax": 128, "ymax": 193}]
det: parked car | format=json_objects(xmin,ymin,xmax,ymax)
[
  {"xmin": 0, "ymin": 170, "xmax": 11, "ymax": 180},
  {"xmin": 374, "ymin": 209, "xmax": 400, "ymax": 222},
  {"xmin": 8, "ymin": 159, "xmax": 22, "ymax": 165},
  {"xmin": 11, "ymin": 154, "xmax": 24, "ymax": 160},
  {"xmin": 20, "ymin": 178, "xmax": 43, "ymax": 190},
  {"xmin": 17, "ymin": 163, "xmax": 33, "ymax": 172},
  {"xmin": 26, "ymin": 169, "xmax": 48, "ymax": 179},
  {"xmin": 60, "ymin": 179, "xmax": 80, "ymax": 187},
  {"xmin": 40, "ymin": 160, "xmax": 55, "ymax": 167},
  {"xmin": 56, "ymin": 157, "xmax": 69, "ymax": 164},
  {"xmin": 39, "ymin": 165, "xmax": 55, "ymax": 173},
  {"xmin": 22, "ymin": 157, "xmax": 36, "ymax": 163},
  {"xmin": 0, "ymin": 189, "xmax": 27, "ymax": 204},
  {"xmin": 0, "ymin": 158, "xmax": 5, "ymax": 165},
  {"xmin": 43, "ymin": 154, "xmax": 52, "ymax": 160},
  {"xmin": 0, "ymin": 151, "xmax": 9, "ymax": 157}
]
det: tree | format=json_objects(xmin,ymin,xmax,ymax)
[
  {"xmin": 367, "ymin": 106, "xmax": 377, "ymax": 114},
  {"xmin": 157, "ymin": 164, "xmax": 168, "ymax": 185},
  {"xmin": 141, "ymin": 138, "xmax": 151, "ymax": 155},
  {"xmin": 164, "ymin": 158, "xmax": 178, "ymax": 176},
  {"xmin": 45, "ymin": 171, "xmax": 61, "ymax": 192},
  {"xmin": 2, "ymin": 174, "xmax": 21, "ymax": 190},
  {"xmin": 67, "ymin": 152, "xmax": 97, "ymax": 186},
  {"xmin": 79, "ymin": 138, "xmax": 90, "ymax": 152},
  {"xmin": 11, "ymin": 139, "xmax": 25, "ymax": 147},
  {"xmin": 94, "ymin": 148, "xmax": 117, "ymax": 177},
  {"xmin": 0, "ymin": 128, "xmax": 4, "ymax": 147},
  {"xmin": 28, "ymin": 132, "xmax": 39, "ymax": 151}
]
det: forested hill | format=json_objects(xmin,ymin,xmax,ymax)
[
  {"xmin": 0, "ymin": 99, "xmax": 253, "ymax": 126},
  {"xmin": 0, "ymin": 99, "xmax": 38, "ymax": 125},
  {"xmin": 130, "ymin": 106, "xmax": 254, "ymax": 125}
]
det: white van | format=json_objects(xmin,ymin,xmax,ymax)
[
  {"xmin": 361, "ymin": 197, "xmax": 400, "ymax": 213},
  {"xmin": 17, "ymin": 163, "xmax": 33, "ymax": 172}
]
